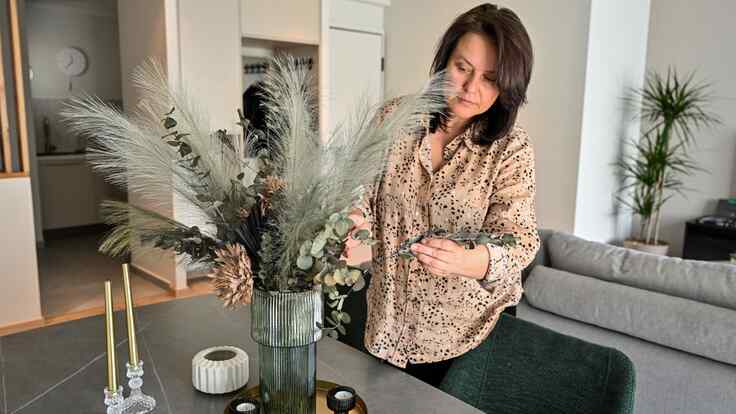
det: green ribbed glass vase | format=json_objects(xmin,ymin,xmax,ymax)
[{"xmin": 251, "ymin": 288, "xmax": 323, "ymax": 414}]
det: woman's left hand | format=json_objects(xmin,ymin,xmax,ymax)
[{"xmin": 410, "ymin": 238, "xmax": 489, "ymax": 280}]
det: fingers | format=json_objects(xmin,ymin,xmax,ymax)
[
  {"xmin": 414, "ymin": 251, "xmax": 450, "ymax": 272},
  {"xmin": 420, "ymin": 237, "xmax": 459, "ymax": 252},
  {"xmin": 410, "ymin": 242, "xmax": 451, "ymax": 263}
]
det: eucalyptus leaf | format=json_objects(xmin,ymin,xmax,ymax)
[
  {"xmin": 340, "ymin": 313, "xmax": 351, "ymax": 324},
  {"xmin": 347, "ymin": 269, "xmax": 362, "ymax": 284},
  {"xmin": 311, "ymin": 236, "xmax": 327, "ymax": 255},
  {"xmin": 476, "ymin": 235, "xmax": 491, "ymax": 244},
  {"xmin": 351, "ymin": 275, "xmax": 366, "ymax": 291},
  {"xmin": 297, "ymin": 255, "xmax": 313, "ymax": 270},
  {"xmin": 178, "ymin": 143, "xmax": 192, "ymax": 157},
  {"xmin": 336, "ymin": 325, "xmax": 346, "ymax": 335},
  {"xmin": 164, "ymin": 117, "xmax": 177, "ymax": 129},
  {"xmin": 326, "ymin": 329, "xmax": 338, "ymax": 339},
  {"xmin": 334, "ymin": 219, "xmax": 351, "ymax": 237},
  {"xmin": 299, "ymin": 240, "xmax": 313, "ymax": 256},
  {"xmin": 355, "ymin": 229, "xmax": 371, "ymax": 240}
]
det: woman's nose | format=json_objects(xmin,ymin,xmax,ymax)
[{"xmin": 463, "ymin": 74, "xmax": 480, "ymax": 93}]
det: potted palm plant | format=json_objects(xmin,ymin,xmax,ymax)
[{"xmin": 617, "ymin": 68, "xmax": 720, "ymax": 255}]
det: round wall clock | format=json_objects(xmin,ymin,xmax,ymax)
[{"xmin": 56, "ymin": 47, "xmax": 87, "ymax": 77}]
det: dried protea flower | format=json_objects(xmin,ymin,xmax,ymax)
[
  {"xmin": 209, "ymin": 243, "xmax": 254, "ymax": 308},
  {"xmin": 263, "ymin": 175, "xmax": 286, "ymax": 193},
  {"xmin": 260, "ymin": 175, "xmax": 286, "ymax": 212}
]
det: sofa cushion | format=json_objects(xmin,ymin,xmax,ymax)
[
  {"xmin": 547, "ymin": 231, "xmax": 736, "ymax": 311},
  {"xmin": 524, "ymin": 265, "xmax": 736, "ymax": 366},
  {"xmin": 522, "ymin": 229, "xmax": 553, "ymax": 282}
]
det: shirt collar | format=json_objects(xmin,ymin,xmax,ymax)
[{"xmin": 419, "ymin": 115, "xmax": 484, "ymax": 156}]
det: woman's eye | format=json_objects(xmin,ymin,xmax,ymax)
[
  {"xmin": 456, "ymin": 63, "xmax": 468, "ymax": 73},
  {"xmin": 484, "ymin": 76, "xmax": 497, "ymax": 84}
]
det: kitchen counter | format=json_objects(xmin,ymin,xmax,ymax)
[{"xmin": 37, "ymin": 153, "xmax": 87, "ymax": 164}]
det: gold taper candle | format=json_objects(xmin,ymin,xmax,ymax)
[
  {"xmin": 104, "ymin": 280, "xmax": 118, "ymax": 391},
  {"xmin": 122, "ymin": 264, "xmax": 140, "ymax": 367}
]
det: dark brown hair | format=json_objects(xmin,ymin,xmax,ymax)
[{"xmin": 430, "ymin": 3, "xmax": 533, "ymax": 144}]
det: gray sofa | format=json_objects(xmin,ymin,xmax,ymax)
[{"xmin": 518, "ymin": 230, "xmax": 736, "ymax": 414}]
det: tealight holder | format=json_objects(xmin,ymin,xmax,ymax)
[{"xmin": 120, "ymin": 360, "xmax": 156, "ymax": 413}]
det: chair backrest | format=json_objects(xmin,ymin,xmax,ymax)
[{"xmin": 440, "ymin": 314, "xmax": 636, "ymax": 414}]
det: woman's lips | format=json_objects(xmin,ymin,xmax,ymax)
[{"xmin": 457, "ymin": 96, "xmax": 475, "ymax": 106}]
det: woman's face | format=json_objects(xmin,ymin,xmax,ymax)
[{"xmin": 446, "ymin": 32, "xmax": 500, "ymax": 123}]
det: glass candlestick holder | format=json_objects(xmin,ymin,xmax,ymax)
[
  {"xmin": 120, "ymin": 360, "xmax": 156, "ymax": 414},
  {"xmin": 104, "ymin": 386, "xmax": 124, "ymax": 414}
]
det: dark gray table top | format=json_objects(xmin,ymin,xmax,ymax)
[{"xmin": 0, "ymin": 295, "xmax": 481, "ymax": 414}]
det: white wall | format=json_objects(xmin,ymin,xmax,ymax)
[
  {"xmin": 384, "ymin": 0, "xmax": 592, "ymax": 233},
  {"xmin": 117, "ymin": 0, "xmax": 242, "ymax": 288},
  {"xmin": 26, "ymin": 1, "xmax": 121, "ymax": 100},
  {"xmin": 117, "ymin": 0, "xmax": 180, "ymax": 288},
  {"xmin": 573, "ymin": 0, "xmax": 650, "ymax": 243},
  {"xmin": 645, "ymin": 0, "xmax": 736, "ymax": 256},
  {"xmin": 0, "ymin": 178, "xmax": 42, "ymax": 326},
  {"xmin": 177, "ymin": 0, "xmax": 241, "ymax": 132}
]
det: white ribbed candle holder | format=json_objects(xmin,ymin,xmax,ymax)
[{"xmin": 192, "ymin": 346, "xmax": 249, "ymax": 394}]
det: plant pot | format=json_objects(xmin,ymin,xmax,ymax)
[
  {"xmin": 250, "ymin": 288, "xmax": 323, "ymax": 414},
  {"xmin": 623, "ymin": 239, "xmax": 669, "ymax": 256}
]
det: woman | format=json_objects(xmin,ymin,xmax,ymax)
[{"xmin": 349, "ymin": 3, "xmax": 540, "ymax": 387}]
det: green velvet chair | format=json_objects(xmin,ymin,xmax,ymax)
[{"xmin": 439, "ymin": 314, "xmax": 636, "ymax": 414}]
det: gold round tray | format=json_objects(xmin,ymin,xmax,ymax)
[{"xmin": 225, "ymin": 380, "xmax": 368, "ymax": 413}]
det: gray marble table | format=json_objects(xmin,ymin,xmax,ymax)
[{"xmin": 0, "ymin": 295, "xmax": 481, "ymax": 414}]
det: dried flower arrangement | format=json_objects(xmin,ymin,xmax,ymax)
[{"xmin": 61, "ymin": 56, "xmax": 457, "ymax": 337}]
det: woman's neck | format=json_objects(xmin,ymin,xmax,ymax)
[{"xmin": 443, "ymin": 114, "xmax": 471, "ymax": 140}]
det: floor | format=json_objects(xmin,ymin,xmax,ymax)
[
  {"xmin": 38, "ymin": 233, "xmax": 166, "ymax": 315},
  {"xmin": 27, "ymin": 232, "xmax": 213, "ymax": 330}
]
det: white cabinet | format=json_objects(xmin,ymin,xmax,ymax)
[
  {"xmin": 328, "ymin": 28, "xmax": 383, "ymax": 133},
  {"xmin": 239, "ymin": 0, "xmax": 388, "ymax": 141},
  {"xmin": 329, "ymin": 0, "xmax": 385, "ymax": 34},
  {"xmin": 37, "ymin": 155, "xmax": 114, "ymax": 230},
  {"xmin": 241, "ymin": 0, "xmax": 320, "ymax": 44},
  {"xmin": 321, "ymin": 0, "xmax": 387, "ymax": 139}
]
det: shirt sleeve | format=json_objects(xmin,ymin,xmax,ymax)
[
  {"xmin": 353, "ymin": 98, "xmax": 403, "ymax": 230},
  {"xmin": 481, "ymin": 132, "xmax": 540, "ymax": 284},
  {"xmin": 354, "ymin": 182, "xmax": 378, "ymax": 230}
]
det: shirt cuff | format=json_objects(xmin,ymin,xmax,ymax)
[{"xmin": 482, "ymin": 243, "xmax": 508, "ymax": 285}]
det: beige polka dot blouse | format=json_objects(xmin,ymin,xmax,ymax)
[{"xmin": 357, "ymin": 103, "xmax": 541, "ymax": 368}]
